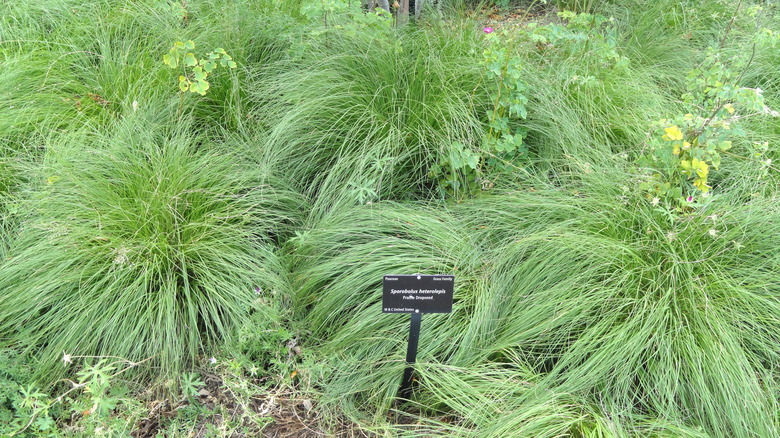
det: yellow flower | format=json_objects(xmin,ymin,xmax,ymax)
[
  {"xmin": 663, "ymin": 125, "xmax": 684, "ymax": 141},
  {"xmin": 724, "ymin": 103, "xmax": 735, "ymax": 114}
]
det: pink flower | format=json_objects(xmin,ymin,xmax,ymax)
[
  {"xmin": 483, "ymin": 27, "xmax": 494, "ymax": 34},
  {"xmin": 687, "ymin": 196, "xmax": 693, "ymax": 202}
]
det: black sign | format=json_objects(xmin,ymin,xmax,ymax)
[{"xmin": 382, "ymin": 275, "xmax": 454, "ymax": 314}]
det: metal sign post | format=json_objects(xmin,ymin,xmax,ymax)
[
  {"xmin": 399, "ymin": 311, "xmax": 422, "ymax": 399},
  {"xmin": 382, "ymin": 274, "xmax": 454, "ymax": 399}
]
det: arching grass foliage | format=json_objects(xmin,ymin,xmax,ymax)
[{"xmin": 0, "ymin": 120, "xmax": 304, "ymax": 380}]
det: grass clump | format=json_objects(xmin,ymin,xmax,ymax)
[
  {"xmin": 0, "ymin": 119, "xmax": 304, "ymax": 382},
  {"xmin": 255, "ymin": 18, "xmax": 490, "ymax": 205},
  {"xmin": 470, "ymin": 171, "xmax": 780, "ymax": 437},
  {"xmin": 287, "ymin": 201, "xmax": 488, "ymax": 420},
  {"xmin": 1, "ymin": 1, "xmax": 779, "ymax": 436},
  {"xmin": 286, "ymin": 164, "xmax": 780, "ymax": 436}
]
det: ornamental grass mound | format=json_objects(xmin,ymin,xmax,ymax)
[
  {"xmin": 288, "ymin": 167, "xmax": 780, "ymax": 436},
  {"xmin": 0, "ymin": 121, "xmax": 304, "ymax": 380}
]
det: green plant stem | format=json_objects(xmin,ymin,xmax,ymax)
[
  {"xmin": 696, "ymin": 44, "xmax": 756, "ymax": 136},
  {"xmin": 719, "ymin": 0, "xmax": 743, "ymax": 49},
  {"xmin": 178, "ymin": 91, "xmax": 184, "ymax": 120}
]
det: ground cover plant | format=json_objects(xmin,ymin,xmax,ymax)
[{"xmin": 0, "ymin": 0, "xmax": 779, "ymax": 437}]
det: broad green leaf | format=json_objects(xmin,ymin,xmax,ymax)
[
  {"xmin": 184, "ymin": 53, "xmax": 197, "ymax": 67},
  {"xmin": 179, "ymin": 79, "xmax": 189, "ymax": 92},
  {"xmin": 164, "ymin": 48, "xmax": 178, "ymax": 68},
  {"xmin": 711, "ymin": 154, "xmax": 721, "ymax": 169},
  {"xmin": 184, "ymin": 40, "xmax": 195, "ymax": 50},
  {"xmin": 34, "ymin": 416, "xmax": 55, "ymax": 431},
  {"xmin": 191, "ymin": 80, "xmax": 209, "ymax": 95},
  {"xmin": 193, "ymin": 66, "xmax": 207, "ymax": 81}
]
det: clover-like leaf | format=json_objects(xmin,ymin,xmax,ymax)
[
  {"xmin": 192, "ymin": 66, "xmax": 207, "ymax": 81},
  {"xmin": 191, "ymin": 80, "xmax": 209, "ymax": 95},
  {"xmin": 164, "ymin": 48, "xmax": 179, "ymax": 68},
  {"xmin": 465, "ymin": 152, "xmax": 479, "ymax": 170},
  {"xmin": 183, "ymin": 53, "xmax": 197, "ymax": 67},
  {"xmin": 34, "ymin": 416, "xmax": 55, "ymax": 431}
]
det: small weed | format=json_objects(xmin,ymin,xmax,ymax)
[
  {"xmin": 638, "ymin": 48, "xmax": 771, "ymax": 207},
  {"xmin": 163, "ymin": 40, "xmax": 237, "ymax": 96}
]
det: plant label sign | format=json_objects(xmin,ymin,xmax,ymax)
[{"xmin": 382, "ymin": 275, "xmax": 454, "ymax": 314}]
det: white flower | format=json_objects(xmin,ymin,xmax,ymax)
[
  {"xmin": 209, "ymin": 357, "xmax": 217, "ymax": 365},
  {"xmin": 132, "ymin": 100, "xmax": 139, "ymax": 112},
  {"xmin": 113, "ymin": 247, "xmax": 130, "ymax": 265},
  {"xmin": 651, "ymin": 197, "xmax": 660, "ymax": 206},
  {"xmin": 63, "ymin": 352, "xmax": 72, "ymax": 364},
  {"xmin": 708, "ymin": 229, "xmax": 718, "ymax": 237}
]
